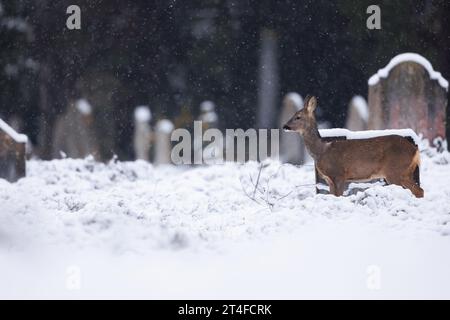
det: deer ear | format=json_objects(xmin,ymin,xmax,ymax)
[{"xmin": 305, "ymin": 96, "xmax": 317, "ymax": 114}]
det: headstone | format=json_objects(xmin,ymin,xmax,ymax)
[
  {"xmin": 52, "ymin": 98, "xmax": 100, "ymax": 159},
  {"xmin": 75, "ymin": 71, "xmax": 121, "ymax": 160},
  {"xmin": 195, "ymin": 101, "xmax": 222, "ymax": 164},
  {"xmin": 0, "ymin": 118, "xmax": 27, "ymax": 182},
  {"xmin": 278, "ymin": 92, "xmax": 306, "ymax": 164},
  {"xmin": 199, "ymin": 101, "xmax": 219, "ymax": 129},
  {"xmin": 346, "ymin": 96, "xmax": 369, "ymax": 131},
  {"xmin": 8, "ymin": 115, "xmax": 33, "ymax": 158},
  {"xmin": 154, "ymin": 119, "xmax": 174, "ymax": 165},
  {"xmin": 368, "ymin": 53, "xmax": 448, "ymax": 147},
  {"xmin": 133, "ymin": 106, "xmax": 152, "ymax": 161}
]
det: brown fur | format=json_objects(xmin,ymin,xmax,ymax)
[{"xmin": 283, "ymin": 96, "xmax": 424, "ymax": 198}]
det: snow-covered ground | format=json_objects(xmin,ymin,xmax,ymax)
[{"xmin": 1, "ymin": 144, "xmax": 450, "ymax": 299}]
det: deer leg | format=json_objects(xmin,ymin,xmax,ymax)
[
  {"xmin": 327, "ymin": 177, "xmax": 345, "ymax": 197},
  {"xmin": 323, "ymin": 176, "xmax": 336, "ymax": 196},
  {"xmin": 333, "ymin": 177, "xmax": 346, "ymax": 197},
  {"xmin": 386, "ymin": 174, "xmax": 424, "ymax": 198},
  {"xmin": 401, "ymin": 177, "xmax": 424, "ymax": 198},
  {"xmin": 384, "ymin": 174, "xmax": 402, "ymax": 187}
]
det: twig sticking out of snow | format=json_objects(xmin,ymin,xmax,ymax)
[{"xmin": 239, "ymin": 162, "xmax": 315, "ymax": 210}]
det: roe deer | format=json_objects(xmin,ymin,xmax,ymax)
[{"xmin": 283, "ymin": 96, "xmax": 424, "ymax": 198}]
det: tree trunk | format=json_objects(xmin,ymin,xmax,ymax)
[{"xmin": 256, "ymin": 29, "xmax": 279, "ymax": 129}]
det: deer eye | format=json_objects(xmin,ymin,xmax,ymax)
[{"xmin": 296, "ymin": 116, "xmax": 301, "ymax": 120}]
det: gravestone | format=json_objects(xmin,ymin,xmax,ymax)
[
  {"xmin": 368, "ymin": 53, "xmax": 448, "ymax": 148},
  {"xmin": 195, "ymin": 101, "xmax": 222, "ymax": 164},
  {"xmin": 154, "ymin": 119, "xmax": 174, "ymax": 165},
  {"xmin": 52, "ymin": 98, "xmax": 100, "ymax": 159},
  {"xmin": 346, "ymin": 96, "xmax": 369, "ymax": 131},
  {"xmin": 8, "ymin": 115, "xmax": 33, "ymax": 158},
  {"xmin": 133, "ymin": 106, "xmax": 153, "ymax": 161},
  {"xmin": 0, "ymin": 118, "xmax": 27, "ymax": 182},
  {"xmin": 199, "ymin": 101, "xmax": 219, "ymax": 129},
  {"xmin": 75, "ymin": 71, "xmax": 121, "ymax": 160},
  {"xmin": 278, "ymin": 92, "xmax": 306, "ymax": 164}
]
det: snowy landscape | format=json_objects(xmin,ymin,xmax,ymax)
[
  {"xmin": 2, "ymin": 1, "xmax": 450, "ymax": 301},
  {"xmin": 1, "ymin": 140, "xmax": 450, "ymax": 299}
]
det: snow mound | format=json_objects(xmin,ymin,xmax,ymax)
[
  {"xmin": 368, "ymin": 53, "xmax": 449, "ymax": 90},
  {"xmin": 1, "ymin": 144, "xmax": 450, "ymax": 255},
  {"xmin": 2, "ymin": 144, "xmax": 450, "ymax": 298}
]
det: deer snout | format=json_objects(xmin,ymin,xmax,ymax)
[{"xmin": 283, "ymin": 124, "xmax": 292, "ymax": 132}]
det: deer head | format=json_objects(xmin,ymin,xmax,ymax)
[{"xmin": 283, "ymin": 95, "xmax": 317, "ymax": 134}]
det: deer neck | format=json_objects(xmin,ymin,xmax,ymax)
[{"xmin": 302, "ymin": 124, "xmax": 327, "ymax": 160}]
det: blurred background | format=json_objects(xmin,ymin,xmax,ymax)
[{"xmin": 1, "ymin": 0, "xmax": 449, "ymax": 160}]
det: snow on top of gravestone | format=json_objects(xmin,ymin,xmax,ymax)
[
  {"xmin": 351, "ymin": 96, "xmax": 369, "ymax": 122},
  {"xmin": 200, "ymin": 111, "xmax": 218, "ymax": 123},
  {"xmin": 134, "ymin": 106, "xmax": 152, "ymax": 122},
  {"xmin": 319, "ymin": 128, "xmax": 420, "ymax": 145},
  {"xmin": 0, "ymin": 118, "xmax": 28, "ymax": 143},
  {"xmin": 368, "ymin": 53, "xmax": 449, "ymax": 90},
  {"xmin": 76, "ymin": 98, "xmax": 93, "ymax": 115},
  {"xmin": 156, "ymin": 119, "xmax": 174, "ymax": 133},
  {"xmin": 200, "ymin": 100, "xmax": 215, "ymax": 113},
  {"xmin": 286, "ymin": 92, "xmax": 303, "ymax": 110}
]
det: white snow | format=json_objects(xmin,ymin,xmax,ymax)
[
  {"xmin": 368, "ymin": 53, "xmax": 449, "ymax": 90},
  {"xmin": 199, "ymin": 101, "xmax": 218, "ymax": 123},
  {"xmin": 286, "ymin": 92, "xmax": 303, "ymax": 110},
  {"xmin": 351, "ymin": 95, "xmax": 369, "ymax": 122},
  {"xmin": 0, "ymin": 118, "xmax": 28, "ymax": 143},
  {"xmin": 1, "ymin": 142, "xmax": 450, "ymax": 299},
  {"xmin": 200, "ymin": 100, "xmax": 215, "ymax": 112},
  {"xmin": 76, "ymin": 99, "xmax": 93, "ymax": 115},
  {"xmin": 156, "ymin": 119, "xmax": 174, "ymax": 133},
  {"xmin": 200, "ymin": 111, "xmax": 218, "ymax": 123},
  {"xmin": 134, "ymin": 106, "xmax": 152, "ymax": 122},
  {"xmin": 319, "ymin": 128, "xmax": 420, "ymax": 145}
]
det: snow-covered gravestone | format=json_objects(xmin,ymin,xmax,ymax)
[
  {"xmin": 368, "ymin": 53, "xmax": 448, "ymax": 149},
  {"xmin": 196, "ymin": 101, "xmax": 222, "ymax": 164},
  {"xmin": 0, "ymin": 118, "xmax": 27, "ymax": 182},
  {"xmin": 52, "ymin": 99, "xmax": 100, "ymax": 159},
  {"xmin": 133, "ymin": 106, "xmax": 152, "ymax": 161},
  {"xmin": 154, "ymin": 119, "xmax": 174, "ymax": 165},
  {"xmin": 199, "ymin": 100, "xmax": 219, "ymax": 129},
  {"xmin": 346, "ymin": 96, "xmax": 369, "ymax": 131},
  {"xmin": 278, "ymin": 92, "xmax": 306, "ymax": 164}
]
